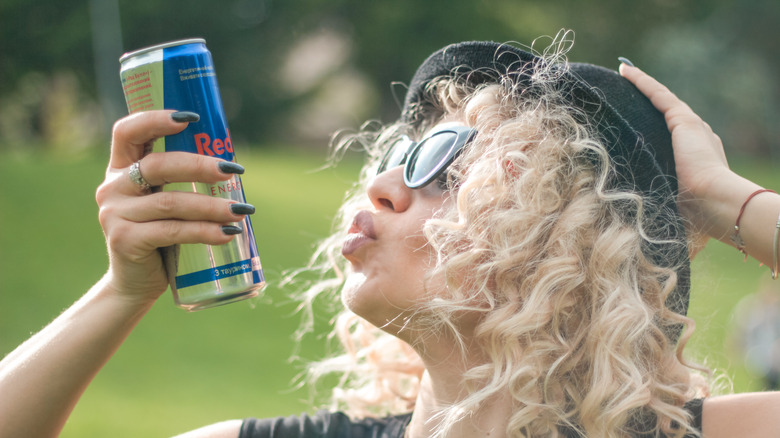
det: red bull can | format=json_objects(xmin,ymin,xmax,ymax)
[{"xmin": 119, "ymin": 38, "xmax": 265, "ymax": 310}]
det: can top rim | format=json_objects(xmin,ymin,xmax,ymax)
[{"xmin": 119, "ymin": 38, "xmax": 206, "ymax": 63}]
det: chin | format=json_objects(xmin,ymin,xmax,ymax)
[
  {"xmin": 340, "ymin": 272, "xmax": 367, "ymax": 311},
  {"xmin": 340, "ymin": 272, "xmax": 389, "ymax": 321},
  {"xmin": 339, "ymin": 272, "xmax": 407, "ymax": 333}
]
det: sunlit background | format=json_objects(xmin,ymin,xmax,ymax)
[{"xmin": 1, "ymin": 1, "xmax": 779, "ymax": 436}]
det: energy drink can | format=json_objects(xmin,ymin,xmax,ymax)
[{"xmin": 119, "ymin": 38, "xmax": 265, "ymax": 311}]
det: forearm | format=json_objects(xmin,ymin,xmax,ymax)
[
  {"xmin": 701, "ymin": 171, "xmax": 780, "ymax": 270},
  {"xmin": 0, "ymin": 274, "xmax": 155, "ymax": 438}
]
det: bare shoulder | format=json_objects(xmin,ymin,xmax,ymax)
[
  {"xmin": 702, "ymin": 392, "xmax": 780, "ymax": 437},
  {"xmin": 171, "ymin": 420, "xmax": 243, "ymax": 438}
]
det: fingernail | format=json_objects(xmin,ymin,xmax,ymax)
[
  {"xmin": 222, "ymin": 225, "xmax": 243, "ymax": 235},
  {"xmin": 618, "ymin": 57, "xmax": 635, "ymax": 67},
  {"xmin": 171, "ymin": 111, "xmax": 200, "ymax": 123},
  {"xmin": 218, "ymin": 161, "xmax": 245, "ymax": 175},
  {"xmin": 230, "ymin": 203, "xmax": 256, "ymax": 215}
]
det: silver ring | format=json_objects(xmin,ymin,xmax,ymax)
[{"xmin": 128, "ymin": 160, "xmax": 151, "ymax": 191}]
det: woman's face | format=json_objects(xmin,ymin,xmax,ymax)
[{"xmin": 340, "ymin": 122, "xmax": 461, "ymax": 334}]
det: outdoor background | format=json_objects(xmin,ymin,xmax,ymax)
[{"xmin": 1, "ymin": 0, "xmax": 779, "ymax": 436}]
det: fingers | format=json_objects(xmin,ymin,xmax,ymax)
[
  {"xmin": 133, "ymin": 152, "xmax": 243, "ymax": 188},
  {"xmin": 110, "ymin": 191, "xmax": 251, "ymax": 224},
  {"xmin": 102, "ymin": 152, "xmax": 244, "ymax": 198},
  {"xmin": 620, "ymin": 60, "xmax": 739, "ymax": 248},
  {"xmin": 98, "ymin": 189, "xmax": 254, "ymax": 261},
  {"xmin": 96, "ymin": 149, "xmax": 252, "ymax": 253},
  {"xmin": 619, "ymin": 63, "xmax": 728, "ymax": 163},
  {"xmin": 619, "ymin": 63, "xmax": 677, "ymax": 112},
  {"xmin": 99, "ymin": 110, "xmax": 254, "ymax": 298},
  {"xmin": 619, "ymin": 63, "xmax": 701, "ymax": 131},
  {"xmin": 107, "ymin": 219, "xmax": 242, "ymax": 258},
  {"xmin": 97, "ymin": 157, "xmax": 251, "ymax": 231},
  {"xmin": 98, "ymin": 186, "xmax": 251, "ymax": 232},
  {"xmin": 110, "ymin": 110, "xmax": 197, "ymax": 168},
  {"xmin": 108, "ymin": 110, "xmax": 243, "ymax": 194}
]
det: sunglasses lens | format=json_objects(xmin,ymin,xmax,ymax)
[
  {"xmin": 406, "ymin": 131, "xmax": 459, "ymax": 186},
  {"xmin": 378, "ymin": 137, "xmax": 413, "ymax": 174}
]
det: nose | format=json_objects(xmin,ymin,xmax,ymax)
[{"xmin": 367, "ymin": 166, "xmax": 412, "ymax": 212}]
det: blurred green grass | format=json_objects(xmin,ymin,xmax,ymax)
[{"xmin": 0, "ymin": 149, "xmax": 777, "ymax": 436}]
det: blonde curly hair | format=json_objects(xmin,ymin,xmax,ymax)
[{"xmin": 291, "ymin": 42, "xmax": 710, "ymax": 438}]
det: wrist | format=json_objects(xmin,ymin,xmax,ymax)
[
  {"xmin": 730, "ymin": 189, "xmax": 777, "ymax": 253},
  {"xmin": 688, "ymin": 171, "xmax": 763, "ymax": 243},
  {"xmin": 96, "ymin": 272, "xmax": 165, "ymax": 313}
]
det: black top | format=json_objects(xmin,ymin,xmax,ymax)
[
  {"xmin": 240, "ymin": 410, "xmax": 412, "ymax": 438},
  {"xmin": 240, "ymin": 399, "xmax": 704, "ymax": 438}
]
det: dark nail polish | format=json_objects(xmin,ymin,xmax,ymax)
[
  {"xmin": 218, "ymin": 161, "xmax": 245, "ymax": 175},
  {"xmin": 171, "ymin": 111, "xmax": 200, "ymax": 123},
  {"xmin": 618, "ymin": 57, "xmax": 635, "ymax": 67},
  {"xmin": 222, "ymin": 225, "xmax": 243, "ymax": 235},
  {"xmin": 230, "ymin": 203, "xmax": 256, "ymax": 215}
]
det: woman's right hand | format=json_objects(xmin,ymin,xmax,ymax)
[{"xmin": 96, "ymin": 110, "xmax": 250, "ymax": 304}]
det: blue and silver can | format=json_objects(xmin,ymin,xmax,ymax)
[{"xmin": 119, "ymin": 38, "xmax": 265, "ymax": 310}]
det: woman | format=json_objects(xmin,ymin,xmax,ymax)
[{"xmin": 1, "ymin": 39, "xmax": 779, "ymax": 437}]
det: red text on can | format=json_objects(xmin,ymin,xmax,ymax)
[{"xmin": 194, "ymin": 131, "xmax": 234, "ymax": 157}]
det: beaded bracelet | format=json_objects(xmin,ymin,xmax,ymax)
[{"xmin": 731, "ymin": 189, "xmax": 777, "ymax": 261}]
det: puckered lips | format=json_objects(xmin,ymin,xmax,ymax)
[{"xmin": 342, "ymin": 210, "xmax": 377, "ymax": 257}]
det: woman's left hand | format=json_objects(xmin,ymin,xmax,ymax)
[{"xmin": 621, "ymin": 62, "xmax": 778, "ymax": 264}]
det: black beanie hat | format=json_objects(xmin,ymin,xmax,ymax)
[{"xmin": 400, "ymin": 41, "xmax": 690, "ymax": 333}]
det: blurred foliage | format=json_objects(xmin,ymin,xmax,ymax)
[{"xmin": 1, "ymin": 0, "xmax": 778, "ymax": 158}]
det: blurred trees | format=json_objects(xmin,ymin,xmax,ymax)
[{"xmin": 1, "ymin": 0, "xmax": 778, "ymax": 159}]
